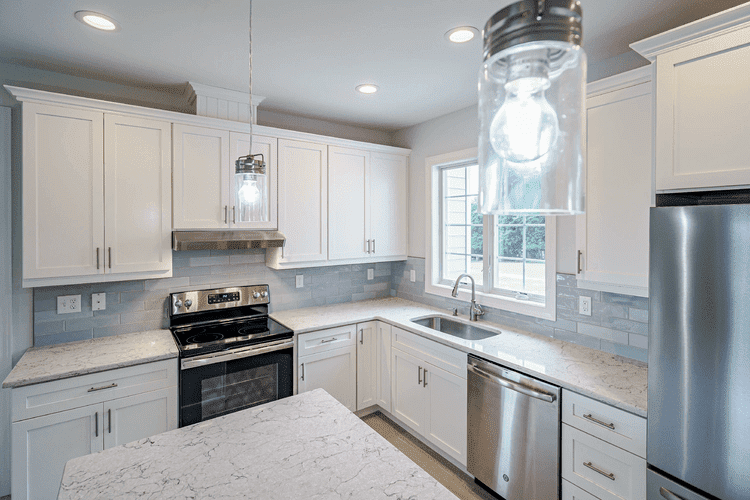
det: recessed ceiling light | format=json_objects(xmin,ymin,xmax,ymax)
[
  {"xmin": 74, "ymin": 11, "xmax": 120, "ymax": 31},
  {"xmin": 356, "ymin": 84, "xmax": 379, "ymax": 94},
  {"xmin": 445, "ymin": 26, "xmax": 478, "ymax": 43}
]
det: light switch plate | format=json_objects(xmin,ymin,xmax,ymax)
[
  {"xmin": 367, "ymin": 269, "xmax": 374, "ymax": 280},
  {"xmin": 57, "ymin": 295, "xmax": 81, "ymax": 314},
  {"xmin": 92, "ymin": 293, "xmax": 106, "ymax": 311},
  {"xmin": 410, "ymin": 269, "xmax": 416, "ymax": 282},
  {"xmin": 295, "ymin": 275, "xmax": 304, "ymax": 288},
  {"xmin": 579, "ymin": 296, "xmax": 592, "ymax": 316}
]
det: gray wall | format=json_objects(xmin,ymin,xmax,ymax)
[
  {"xmin": 392, "ymin": 258, "xmax": 648, "ymax": 363},
  {"xmin": 33, "ymin": 251, "xmax": 395, "ymax": 346}
]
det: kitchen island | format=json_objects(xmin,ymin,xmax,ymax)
[{"xmin": 58, "ymin": 389, "xmax": 458, "ymax": 500}]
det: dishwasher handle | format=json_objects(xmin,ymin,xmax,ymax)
[{"xmin": 469, "ymin": 363, "xmax": 557, "ymax": 403}]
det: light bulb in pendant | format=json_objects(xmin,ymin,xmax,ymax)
[
  {"xmin": 489, "ymin": 75, "xmax": 559, "ymax": 171},
  {"xmin": 238, "ymin": 181, "xmax": 260, "ymax": 204}
]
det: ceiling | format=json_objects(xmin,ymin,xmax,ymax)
[{"xmin": 0, "ymin": 0, "xmax": 746, "ymax": 131}]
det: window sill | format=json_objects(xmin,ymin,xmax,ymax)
[{"xmin": 424, "ymin": 281, "xmax": 556, "ymax": 321}]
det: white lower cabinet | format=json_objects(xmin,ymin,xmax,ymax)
[
  {"xmin": 563, "ymin": 479, "xmax": 601, "ymax": 500},
  {"xmin": 11, "ymin": 360, "xmax": 178, "ymax": 500},
  {"xmin": 391, "ymin": 347, "xmax": 428, "ymax": 435},
  {"xmin": 356, "ymin": 321, "xmax": 392, "ymax": 412},
  {"xmin": 298, "ymin": 326, "xmax": 357, "ymax": 411}
]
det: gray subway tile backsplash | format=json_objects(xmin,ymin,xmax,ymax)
[{"xmin": 31, "ymin": 252, "xmax": 649, "ymax": 364}]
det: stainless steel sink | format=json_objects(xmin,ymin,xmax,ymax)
[{"xmin": 411, "ymin": 316, "xmax": 499, "ymax": 341}]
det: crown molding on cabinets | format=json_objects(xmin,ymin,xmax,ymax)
[
  {"xmin": 252, "ymin": 125, "xmax": 411, "ymax": 157},
  {"xmin": 586, "ymin": 65, "xmax": 652, "ymax": 98},
  {"xmin": 630, "ymin": 2, "xmax": 750, "ymax": 61}
]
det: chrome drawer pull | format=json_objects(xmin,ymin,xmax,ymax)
[
  {"xmin": 660, "ymin": 487, "xmax": 686, "ymax": 500},
  {"xmin": 88, "ymin": 383, "xmax": 118, "ymax": 392},
  {"xmin": 423, "ymin": 368, "xmax": 427, "ymax": 387},
  {"xmin": 94, "ymin": 411, "xmax": 98, "ymax": 437},
  {"xmin": 583, "ymin": 461, "xmax": 615, "ymax": 481},
  {"xmin": 583, "ymin": 413, "xmax": 615, "ymax": 430},
  {"xmin": 108, "ymin": 409, "xmax": 112, "ymax": 433},
  {"xmin": 418, "ymin": 366, "xmax": 422, "ymax": 384},
  {"xmin": 320, "ymin": 337, "xmax": 338, "ymax": 343}
]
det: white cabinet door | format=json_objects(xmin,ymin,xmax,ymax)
[
  {"xmin": 328, "ymin": 146, "xmax": 370, "ymax": 260},
  {"xmin": 375, "ymin": 322, "xmax": 392, "ymax": 412},
  {"xmin": 21, "ymin": 102, "xmax": 104, "ymax": 282},
  {"xmin": 12, "ymin": 403, "xmax": 103, "ymax": 500},
  {"xmin": 356, "ymin": 321, "xmax": 378, "ymax": 410},
  {"xmin": 298, "ymin": 344, "xmax": 356, "ymax": 411},
  {"xmin": 651, "ymin": 24, "xmax": 750, "ymax": 191},
  {"xmin": 391, "ymin": 347, "xmax": 427, "ymax": 435},
  {"xmin": 577, "ymin": 81, "xmax": 651, "ymax": 297},
  {"xmin": 172, "ymin": 124, "xmax": 231, "ymax": 229},
  {"xmin": 104, "ymin": 114, "xmax": 172, "ymax": 275},
  {"xmin": 229, "ymin": 133, "xmax": 278, "ymax": 230},
  {"xmin": 277, "ymin": 139, "xmax": 328, "ymax": 263},
  {"xmin": 103, "ymin": 387, "xmax": 177, "ymax": 449},
  {"xmin": 424, "ymin": 363, "xmax": 467, "ymax": 466},
  {"xmin": 370, "ymin": 152, "xmax": 407, "ymax": 258}
]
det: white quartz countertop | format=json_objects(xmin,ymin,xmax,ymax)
[
  {"xmin": 58, "ymin": 389, "xmax": 458, "ymax": 500},
  {"xmin": 271, "ymin": 297, "xmax": 648, "ymax": 417},
  {"xmin": 2, "ymin": 329, "xmax": 178, "ymax": 389}
]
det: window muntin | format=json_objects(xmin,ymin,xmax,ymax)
[
  {"xmin": 495, "ymin": 215, "xmax": 546, "ymax": 299},
  {"xmin": 441, "ymin": 164, "xmax": 483, "ymax": 286}
]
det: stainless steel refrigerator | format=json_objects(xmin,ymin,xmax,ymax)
[{"xmin": 649, "ymin": 201, "xmax": 750, "ymax": 500}]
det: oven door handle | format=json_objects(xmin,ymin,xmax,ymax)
[{"xmin": 181, "ymin": 339, "xmax": 294, "ymax": 370}]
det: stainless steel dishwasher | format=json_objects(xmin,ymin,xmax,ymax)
[{"xmin": 467, "ymin": 354, "xmax": 561, "ymax": 500}]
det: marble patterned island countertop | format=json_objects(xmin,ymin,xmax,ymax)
[
  {"xmin": 271, "ymin": 297, "xmax": 648, "ymax": 417},
  {"xmin": 58, "ymin": 389, "xmax": 458, "ymax": 500},
  {"xmin": 2, "ymin": 329, "xmax": 178, "ymax": 389}
]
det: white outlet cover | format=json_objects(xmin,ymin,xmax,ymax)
[
  {"xmin": 57, "ymin": 294, "xmax": 82, "ymax": 314},
  {"xmin": 410, "ymin": 269, "xmax": 416, "ymax": 282},
  {"xmin": 92, "ymin": 293, "xmax": 106, "ymax": 311},
  {"xmin": 579, "ymin": 296, "xmax": 592, "ymax": 316},
  {"xmin": 295, "ymin": 275, "xmax": 304, "ymax": 288},
  {"xmin": 367, "ymin": 269, "xmax": 374, "ymax": 280}
]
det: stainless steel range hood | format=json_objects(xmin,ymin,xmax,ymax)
[{"xmin": 172, "ymin": 231, "xmax": 285, "ymax": 251}]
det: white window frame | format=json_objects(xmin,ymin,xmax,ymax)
[{"xmin": 425, "ymin": 147, "xmax": 557, "ymax": 321}]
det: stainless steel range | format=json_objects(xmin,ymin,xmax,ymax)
[{"xmin": 169, "ymin": 285, "xmax": 294, "ymax": 427}]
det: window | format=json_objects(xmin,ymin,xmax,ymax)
[{"xmin": 426, "ymin": 148, "xmax": 556, "ymax": 320}]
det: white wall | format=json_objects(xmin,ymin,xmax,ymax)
[{"xmin": 392, "ymin": 103, "xmax": 577, "ymax": 274}]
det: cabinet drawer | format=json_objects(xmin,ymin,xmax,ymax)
[
  {"xmin": 563, "ymin": 479, "xmax": 601, "ymax": 500},
  {"xmin": 392, "ymin": 326, "xmax": 466, "ymax": 379},
  {"xmin": 562, "ymin": 390, "xmax": 646, "ymax": 458},
  {"xmin": 562, "ymin": 424, "xmax": 646, "ymax": 500},
  {"xmin": 297, "ymin": 325, "xmax": 356, "ymax": 357},
  {"xmin": 12, "ymin": 359, "xmax": 178, "ymax": 422}
]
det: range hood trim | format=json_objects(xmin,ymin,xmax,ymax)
[{"xmin": 172, "ymin": 230, "xmax": 286, "ymax": 251}]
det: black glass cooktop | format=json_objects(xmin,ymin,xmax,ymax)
[{"xmin": 171, "ymin": 316, "xmax": 293, "ymax": 358}]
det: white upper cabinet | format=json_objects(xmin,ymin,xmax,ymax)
[
  {"xmin": 328, "ymin": 146, "xmax": 370, "ymax": 260},
  {"xmin": 631, "ymin": 4, "xmax": 750, "ymax": 191},
  {"xmin": 576, "ymin": 68, "xmax": 652, "ymax": 297},
  {"xmin": 104, "ymin": 114, "xmax": 171, "ymax": 275},
  {"xmin": 13, "ymin": 88, "xmax": 173, "ymax": 288},
  {"xmin": 21, "ymin": 102, "xmax": 104, "ymax": 283},
  {"xmin": 274, "ymin": 138, "xmax": 328, "ymax": 264},
  {"xmin": 370, "ymin": 152, "xmax": 407, "ymax": 258},
  {"xmin": 172, "ymin": 124, "xmax": 231, "ymax": 230}
]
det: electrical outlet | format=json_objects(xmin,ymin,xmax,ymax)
[
  {"xmin": 410, "ymin": 269, "xmax": 416, "ymax": 282},
  {"xmin": 367, "ymin": 269, "xmax": 374, "ymax": 280},
  {"xmin": 57, "ymin": 295, "xmax": 81, "ymax": 314},
  {"xmin": 295, "ymin": 275, "xmax": 304, "ymax": 288},
  {"xmin": 92, "ymin": 293, "xmax": 106, "ymax": 311},
  {"xmin": 579, "ymin": 296, "xmax": 592, "ymax": 316}
]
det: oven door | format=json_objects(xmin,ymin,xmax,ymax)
[{"xmin": 179, "ymin": 338, "xmax": 294, "ymax": 427}]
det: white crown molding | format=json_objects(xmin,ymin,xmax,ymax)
[
  {"xmin": 252, "ymin": 124, "xmax": 411, "ymax": 156},
  {"xmin": 587, "ymin": 65, "xmax": 652, "ymax": 98},
  {"xmin": 185, "ymin": 82, "xmax": 252, "ymax": 104},
  {"xmin": 631, "ymin": 3, "xmax": 750, "ymax": 61}
]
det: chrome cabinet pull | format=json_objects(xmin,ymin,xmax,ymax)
[
  {"xmin": 577, "ymin": 250, "xmax": 583, "ymax": 274},
  {"xmin": 418, "ymin": 366, "xmax": 422, "ymax": 384},
  {"xmin": 232, "ymin": 206, "xmax": 236, "ymax": 224},
  {"xmin": 366, "ymin": 239, "xmax": 371, "ymax": 253},
  {"xmin": 659, "ymin": 487, "xmax": 686, "ymax": 500},
  {"xmin": 301, "ymin": 363, "xmax": 305, "ymax": 381},
  {"xmin": 108, "ymin": 247, "xmax": 112, "ymax": 269},
  {"xmin": 88, "ymin": 383, "xmax": 118, "ymax": 392},
  {"xmin": 320, "ymin": 337, "xmax": 338, "ymax": 343},
  {"xmin": 583, "ymin": 413, "xmax": 615, "ymax": 430},
  {"xmin": 423, "ymin": 369, "xmax": 427, "ymax": 387},
  {"xmin": 583, "ymin": 461, "xmax": 615, "ymax": 481},
  {"xmin": 359, "ymin": 329, "xmax": 363, "ymax": 344},
  {"xmin": 96, "ymin": 248, "xmax": 100, "ymax": 269},
  {"xmin": 224, "ymin": 206, "xmax": 228, "ymax": 224},
  {"xmin": 95, "ymin": 411, "xmax": 98, "ymax": 437},
  {"xmin": 108, "ymin": 409, "xmax": 112, "ymax": 433},
  {"xmin": 372, "ymin": 239, "xmax": 375, "ymax": 253}
]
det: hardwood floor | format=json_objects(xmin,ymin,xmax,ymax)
[{"xmin": 361, "ymin": 411, "xmax": 498, "ymax": 500}]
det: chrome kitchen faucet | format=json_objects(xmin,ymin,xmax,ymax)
[{"xmin": 451, "ymin": 274, "xmax": 485, "ymax": 321}]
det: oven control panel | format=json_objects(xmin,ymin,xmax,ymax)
[{"xmin": 170, "ymin": 285, "xmax": 269, "ymax": 316}]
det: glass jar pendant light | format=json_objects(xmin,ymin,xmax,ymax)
[
  {"xmin": 235, "ymin": 154, "xmax": 268, "ymax": 223},
  {"xmin": 478, "ymin": 0, "xmax": 586, "ymax": 215}
]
